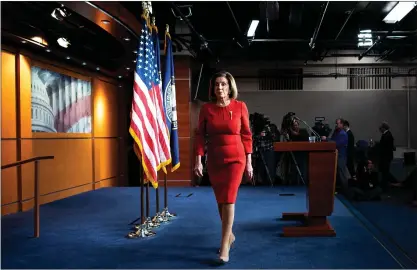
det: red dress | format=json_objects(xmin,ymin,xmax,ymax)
[{"xmin": 195, "ymin": 99, "xmax": 253, "ymax": 203}]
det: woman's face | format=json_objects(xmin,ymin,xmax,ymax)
[
  {"xmin": 214, "ymin": 76, "xmax": 229, "ymax": 100},
  {"xmin": 292, "ymin": 120, "xmax": 299, "ymax": 130}
]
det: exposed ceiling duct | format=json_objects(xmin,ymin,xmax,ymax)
[{"xmin": 259, "ymin": 1, "xmax": 280, "ymax": 21}]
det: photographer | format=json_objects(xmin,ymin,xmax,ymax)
[
  {"xmin": 280, "ymin": 113, "xmax": 309, "ymax": 185},
  {"xmin": 251, "ymin": 114, "xmax": 277, "ymax": 185}
]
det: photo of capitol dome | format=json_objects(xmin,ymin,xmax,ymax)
[{"xmin": 31, "ymin": 66, "xmax": 92, "ymax": 133}]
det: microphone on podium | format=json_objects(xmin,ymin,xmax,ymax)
[{"xmin": 293, "ymin": 116, "xmax": 322, "ymax": 142}]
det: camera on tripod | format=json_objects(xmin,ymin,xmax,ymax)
[
  {"xmin": 250, "ymin": 112, "xmax": 273, "ymax": 138},
  {"xmin": 312, "ymin": 117, "xmax": 332, "ymax": 137}
]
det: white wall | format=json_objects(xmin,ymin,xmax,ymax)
[{"xmin": 210, "ymin": 51, "xmax": 416, "ymax": 147}]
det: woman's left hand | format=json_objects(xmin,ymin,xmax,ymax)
[{"xmin": 245, "ymin": 162, "xmax": 253, "ymax": 179}]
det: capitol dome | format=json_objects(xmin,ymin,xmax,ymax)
[{"xmin": 31, "ymin": 66, "xmax": 56, "ymax": 133}]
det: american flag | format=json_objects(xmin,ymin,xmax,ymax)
[
  {"xmin": 129, "ymin": 16, "xmax": 171, "ymax": 188},
  {"xmin": 151, "ymin": 23, "xmax": 171, "ymax": 173}
]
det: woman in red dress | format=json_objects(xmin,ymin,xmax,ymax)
[{"xmin": 194, "ymin": 71, "xmax": 253, "ymax": 264}]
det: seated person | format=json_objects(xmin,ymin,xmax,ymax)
[{"xmin": 348, "ymin": 160, "xmax": 382, "ymax": 201}]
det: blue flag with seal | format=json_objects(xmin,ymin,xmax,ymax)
[{"xmin": 162, "ymin": 26, "xmax": 180, "ymax": 172}]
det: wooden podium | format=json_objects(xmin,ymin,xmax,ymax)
[{"xmin": 274, "ymin": 141, "xmax": 338, "ymax": 237}]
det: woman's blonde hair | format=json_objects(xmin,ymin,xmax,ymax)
[{"xmin": 209, "ymin": 71, "xmax": 238, "ymax": 102}]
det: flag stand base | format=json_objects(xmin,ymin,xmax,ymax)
[
  {"xmin": 126, "ymin": 223, "xmax": 155, "ymax": 239},
  {"xmin": 160, "ymin": 207, "xmax": 176, "ymax": 222},
  {"xmin": 134, "ymin": 217, "xmax": 160, "ymax": 230},
  {"xmin": 152, "ymin": 212, "xmax": 165, "ymax": 224}
]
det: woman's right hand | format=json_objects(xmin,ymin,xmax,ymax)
[{"xmin": 194, "ymin": 162, "xmax": 203, "ymax": 177}]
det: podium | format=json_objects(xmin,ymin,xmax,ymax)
[{"xmin": 274, "ymin": 141, "xmax": 337, "ymax": 237}]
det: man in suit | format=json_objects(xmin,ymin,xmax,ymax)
[
  {"xmin": 378, "ymin": 122, "xmax": 395, "ymax": 191},
  {"xmin": 344, "ymin": 120, "xmax": 356, "ymax": 181},
  {"xmin": 322, "ymin": 118, "xmax": 349, "ymax": 193}
]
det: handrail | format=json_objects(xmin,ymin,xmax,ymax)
[
  {"xmin": 1, "ymin": 155, "xmax": 54, "ymax": 238},
  {"xmin": 1, "ymin": 156, "xmax": 54, "ymax": 170}
]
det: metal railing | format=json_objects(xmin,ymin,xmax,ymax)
[{"xmin": 1, "ymin": 156, "xmax": 54, "ymax": 238}]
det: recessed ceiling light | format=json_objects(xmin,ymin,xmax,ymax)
[
  {"xmin": 126, "ymin": 67, "xmax": 130, "ymax": 70},
  {"xmin": 124, "ymin": 37, "xmax": 130, "ymax": 42},
  {"xmin": 31, "ymin": 36, "xmax": 48, "ymax": 46},
  {"xmin": 118, "ymin": 75, "xmax": 122, "ymax": 78},
  {"xmin": 57, "ymin": 37, "xmax": 70, "ymax": 48},
  {"xmin": 66, "ymin": 56, "xmax": 70, "ymax": 60},
  {"xmin": 119, "ymin": 85, "xmax": 122, "ymax": 88},
  {"xmin": 51, "ymin": 7, "xmax": 68, "ymax": 21},
  {"xmin": 96, "ymin": 67, "xmax": 100, "ymax": 71},
  {"xmin": 46, "ymin": 49, "xmax": 51, "ymax": 52},
  {"xmin": 133, "ymin": 50, "xmax": 137, "ymax": 54},
  {"xmin": 101, "ymin": 19, "xmax": 110, "ymax": 24},
  {"xmin": 133, "ymin": 59, "xmax": 137, "ymax": 63},
  {"xmin": 82, "ymin": 62, "xmax": 87, "ymax": 66},
  {"xmin": 21, "ymin": 40, "xmax": 27, "ymax": 43}
]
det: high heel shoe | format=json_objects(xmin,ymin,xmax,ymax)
[
  {"xmin": 217, "ymin": 235, "xmax": 235, "ymax": 254},
  {"xmin": 214, "ymin": 257, "xmax": 229, "ymax": 265}
]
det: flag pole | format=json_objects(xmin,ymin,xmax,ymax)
[
  {"xmin": 150, "ymin": 15, "xmax": 167, "ymax": 225},
  {"xmin": 144, "ymin": 180, "xmax": 160, "ymax": 229},
  {"xmin": 127, "ymin": 165, "xmax": 154, "ymax": 238},
  {"xmin": 126, "ymin": 2, "xmax": 156, "ymax": 238},
  {"xmin": 160, "ymin": 23, "xmax": 176, "ymax": 221}
]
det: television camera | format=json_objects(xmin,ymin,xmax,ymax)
[{"xmin": 312, "ymin": 117, "xmax": 332, "ymax": 137}]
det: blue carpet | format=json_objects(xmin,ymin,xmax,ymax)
[
  {"xmin": 1, "ymin": 186, "xmax": 405, "ymax": 269},
  {"xmin": 350, "ymin": 199, "xmax": 417, "ymax": 265}
]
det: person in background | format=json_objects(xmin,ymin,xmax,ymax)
[
  {"xmin": 344, "ymin": 120, "xmax": 356, "ymax": 181},
  {"xmin": 378, "ymin": 122, "xmax": 396, "ymax": 191},
  {"xmin": 289, "ymin": 119, "xmax": 309, "ymax": 185},
  {"xmin": 254, "ymin": 124, "xmax": 275, "ymax": 186},
  {"xmin": 322, "ymin": 118, "xmax": 349, "ymax": 193},
  {"xmin": 348, "ymin": 160, "xmax": 382, "ymax": 201},
  {"xmin": 269, "ymin": 124, "xmax": 282, "ymax": 183}
]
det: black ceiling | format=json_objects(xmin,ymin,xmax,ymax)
[
  {"xmin": 1, "ymin": 1, "xmax": 416, "ymax": 75},
  {"xmin": 1, "ymin": 1, "xmax": 137, "ymax": 80},
  {"xmin": 122, "ymin": 1, "xmax": 417, "ymax": 62}
]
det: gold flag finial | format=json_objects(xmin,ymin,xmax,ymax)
[
  {"xmin": 142, "ymin": 2, "xmax": 149, "ymax": 17},
  {"xmin": 166, "ymin": 24, "xmax": 170, "ymax": 33},
  {"xmin": 152, "ymin": 16, "xmax": 156, "ymax": 26}
]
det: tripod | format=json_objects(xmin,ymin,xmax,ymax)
[
  {"xmin": 253, "ymin": 146, "xmax": 274, "ymax": 187},
  {"xmin": 277, "ymin": 136, "xmax": 306, "ymax": 196}
]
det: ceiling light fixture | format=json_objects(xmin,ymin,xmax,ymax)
[
  {"xmin": 383, "ymin": 1, "xmax": 416, "ymax": 24},
  {"xmin": 51, "ymin": 7, "xmax": 69, "ymax": 21},
  {"xmin": 82, "ymin": 62, "xmax": 87, "ymax": 66},
  {"xmin": 57, "ymin": 37, "xmax": 70, "ymax": 48},
  {"xmin": 46, "ymin": 49, "xmax": 51, "ymax": 52},
  {"xmin": 21, "ymin": 40, "xmax": 27, "ymax": 44},
  {"xmin": 126, "ymin": 67, "xmax": 130, "ymax": 70},
  {"xmin": 124, "ymin": 37, "xmax": 130, "ymax": 42},
  {"xmin": 31, "ymin": 36, "xmax": 48, "ymax": 46},
  {"xmin": 118, "ymin": 75, "xmax": 122, "ymax": 78},
  {"xmin": 247, "ymin": 20, "xmax": 259, "ymax": 37},
  {"xmin": 66, "ymin": 56, "xmax": 71, "ymax": 60},
  {"xmin": 96, "ymin": 67, "xmax": 100, "ymax": 71},
  {"xmin": 357, "ymin": 29, "xmax": 373, "ymax": 47}
]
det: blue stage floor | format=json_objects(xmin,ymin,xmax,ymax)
[{"xmin": 2, "ymin": 186, "xmax": 415, "ymax": 269}]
